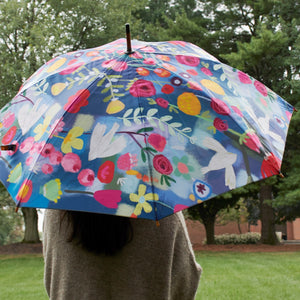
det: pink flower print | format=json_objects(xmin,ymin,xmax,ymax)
[
  {"xmin": 3, "ymin": 112, "xmax": 15, "ymax": 128},
  {"xmin": 143, "ymin": 58, "xmax": 156, "ymax": 65},
  {"xmin": 130, "ymin": 51, "xmax": 143, "ymax": 59},
  {"xmin": 112, "ymin": 61, "xmax": 128, "ymax": 72},
  {"xmin": 94, "ymin": 190, "xmax": 122, "ymax": 209},
  {"xmin": 186, "ymin": 69, "xmax": 198, "ymax": 76},
  {"xmin": 50, "ymin": 120, "xmax": 65, "ymax": 138},
  {"xmin": 117, "ymin": 153, "xmax": 138, "ymax": 171},
  {"xmin": 156, "ymin": 55, "xmax": 170, "ymax": 61},
  {"xmin": 42, "ymin": 164, "xmax": 53, "ymax": 174},
  {"xmin": 7, "ymin": 141, "xmax": 18, "ymax": 156},
  {"xmin": 175, "ymin": 55, "xmax": 200, "ymax": 67},
  {"xmin": 187, "ymin": 81, "xmax": 202, "ymax": 91},
  {"xmin": 64, "ymin": 89, "xmax": 90, "ymax": 113},
  {"xmin": 16, "ymin": 179, "xmax": 33, "ymax": 203},
  {"xmin": 238, "ymin": 71, "xmax": 252, "ymax": 84},
  {"xmin": 231, "ymin": 106, "xmax": 243, "ymax": 117},
  {"xmin": 26, "ymin": 156, "xmax": 33, "ymax": 166},
  {"xmin": 261, "ymin": 152, "xmax": 281, "ymax": 178},
  {"xmin": 141, "ymin": 46, "xmax": 155, "ymax": 53},
  {"xmin": 161, "ymin": 84, "xmax": 174, "ymax": 94},
  {"xmin": 169, "ymin": 41, "xmax": 186, "ymax": 46},
  {"xmin": 153, "ymin": 154, "xmax": 173, "ymax": 175},
  {"xmin": 129, "ymin": 80, "xmax": 156, "ymax": 97},
  {"xmin": 213, "ymin": 118, "xmax": 228, "ymax": 131},
  {"xmin": 61, "ymin": 153, "xmax": 82, "ymax": 173},
  {"xmin": 41, "ymin": 143, "xmax": 55, "ymax": 157},
  {"xmin": 20, "ymin": 137, "xmax": 35, "ymax": 153},
  {"xmin": 148, "ymin": 134, "xmax": 167, "ymax": 152},
  {"xmin": 155, "ymin": 98, "xmax": 169, "ymax": 108},
  {"xmin": 30, "ymin": 141, "xmax": 46, "ymax": 155},
  {"xmin": 243, "ymin": 132, "xmax": 262, "ymax": 153},
  {"xmin": 211, "ymin": 98, "xmax": 230, "ymax": 115},
  {"xmin": 201, "ymin": 67, "xmax": 213, "ymax": 76},
  {"xmin": 2, "ymin": 126, "xmax": 17, "ymax": 145},
  {"xmin": 59, "ymin": 62, "xmax": 84, "ymax": 75},
  {"xmin": 78, "ymin": 169, "xmax": 95, "ymax": 186},
  {"xmin": 49, "ymin": 150, "xmax": 63, "ymax": 165},
  {"xmin": 102, "ymin": 59, "xmax": 117, "ymax": 68},
  {"xmin": 254, "ymin": 80, "xmax": 268, "ymax": 97}
]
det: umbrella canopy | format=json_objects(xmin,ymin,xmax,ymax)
[{"xmin": 0, "ymin": 34, "xmax": 294, "ymax": 220}]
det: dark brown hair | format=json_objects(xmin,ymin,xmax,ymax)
[{"xmin": 61, "ymin": 211, "xmax": 133, "ymax": 255}]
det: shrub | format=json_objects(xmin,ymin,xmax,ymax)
[{"xmin": 203, "ymin": 232, "xmax": 261, "ymax": 245}]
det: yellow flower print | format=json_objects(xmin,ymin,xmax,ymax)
[
  {"xmin": 129, "ymin": 184, "xmax": 159, "ymax": 216},
  {"xmin": 33, "ymin": 116, "xmax": 51, "ymax": 141},
  {"xmin": 61, "ymin": 126, "xmax": 84, "ymax": 153}
]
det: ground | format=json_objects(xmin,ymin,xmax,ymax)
[{"xmin": 1, "ymin": 242, "xmax": 300, "ymax": 255}]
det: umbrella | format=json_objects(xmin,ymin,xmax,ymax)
[{"xmin": 0, "ymin": 25, "xmax": 294, "ymax": 221}]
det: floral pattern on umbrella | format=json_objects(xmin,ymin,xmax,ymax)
[{"xmin": 0, "ymin": 38, "xmax": 294, "ymax": 220}]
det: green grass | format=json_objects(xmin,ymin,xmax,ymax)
[
  {"xmin": 195, "ymin": 251, "xmax": 300, "ymax": 300},
  {"xmin": 0, "ymin": 252, "xmax": 299, "ymax": 299}
]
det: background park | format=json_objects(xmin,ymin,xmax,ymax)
[{"xmin": 0, "ymin": 0, "xmax": 299, "ymax": 299}]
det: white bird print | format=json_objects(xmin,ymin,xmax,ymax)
[
  {"xmin": 202, "ymin": 137, "xmax": 237, "ymax": 189},
  {"xmin": 88, "ymin": 122, "xmax": 127, "ymax": 160}
]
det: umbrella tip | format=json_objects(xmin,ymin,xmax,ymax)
[{"xmin": 125, "ymin": 23, "xmax": 134, "ymax": 55}]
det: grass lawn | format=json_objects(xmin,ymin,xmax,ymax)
[{"xmin": 0, "ymin": 251, "xmax": 299, "ymax": 299}]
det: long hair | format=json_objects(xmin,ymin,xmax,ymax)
[{"xmin": 61, "ymin": 211, "xmax": 133, "ymax": 256}]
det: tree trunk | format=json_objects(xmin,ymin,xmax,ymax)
[
  {"xmin": 259, "ymin": 184, "xmax": 279, "ymax": 245},
  {"xmin": 21, "ymin": 207, "xmax": 40, "ymax": 243},
  {"xmin": 203, "ymin": 216, "xmax": 216, "ymax": 245}
]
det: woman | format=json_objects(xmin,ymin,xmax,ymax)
[{"xmin": 43, "ymin": 209, "xmax": 202, "ymax": 300}]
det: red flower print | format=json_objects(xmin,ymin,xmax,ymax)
[
  {"xmin": 261, "ymin": 153, "xmax": 281, "ymax": 178},
  {"xmin": 213, "ymin": 118, "xmax": 228, "ymax": 131},
  {"xmin": 61, "ymin": 153, "xmax": 82, "ymax": 173},
  {"xmin": 78, "ymin": 169, "xmax": 95, "ymax": 186},
  {"xmin": 161, "ymin": 84, "xmax": 174, "ymax": 94},
  {"xmin": 148, "ymin": 134, "xmax": 167, "ymax": 152},
  {"xmin": 16, "ymin": 179, "xmax": 33, "ymax": 203},
  {"xmin": 136, "ymin": 67, "xmax": 150, "ymax": 76},
  {"xmin": 211, "ymin": 98, "xmax": 230, "ymax": 115},
  {"xmin": 2, "ymin": 126, "xmax": 17, "ymax": 145},
  {"xmin": 130, "ymin": 80, "xmax": 156, "ymax": 97},
  {"xmin": 154, "ymin": 68, "xmax": 171, "ymax": 78},
  {"xmin": 130, "ymin": 51, "xmax": 143, "ymax": 59},
  {"xmin": 254, "ymin": 80, "xmax": 268, "ymax": 97},
  {"xmin": 64, "ymin": 89, "xmax": 90, "ymax": 113},
  {"xmin": 175, "ymin": 55, "xmax": 200, "ymax": 66},
  {"xmin": 97, "ymin": 161, "xmax": 115, "ymax": 183},
  {"xmin": 238, "ymin": 71, "xmax": 252, "ymax": 84},
  {"xmin": 153, "ymin": 154, "xmax": 173, "ymax": 175},
  {"xmin": 155, "ymin": 98, "xmax": 169, "ymax": 108},
  {"xmin": 94, "ymin": 190, "xmax": 122, "ymax": 209},
  {"xmin": 243, "ymin": 132, "xmax": 262, "ymax": 153}
]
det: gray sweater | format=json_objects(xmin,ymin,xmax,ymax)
[{"xmin": 43, "ymin": 210, "xmax": 202, "ymax": 300}]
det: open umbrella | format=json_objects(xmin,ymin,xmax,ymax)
[{"xmin": 0, "ymin": 25, "xmax": 294, "ymax": 220}]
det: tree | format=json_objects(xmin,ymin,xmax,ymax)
[{"xmin": 0, "ymin": 184, "xmax": 23, "ymax": 245}]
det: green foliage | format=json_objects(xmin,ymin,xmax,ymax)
[
  {"xmin": 0, "ymin": 185, "xmax": 23, "ymax": 245},
  {"xmin": 203, "ymin": 232, "xmax": 261, "ymax": 245}
]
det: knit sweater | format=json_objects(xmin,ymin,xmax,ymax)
[{"xmin": 43, "ymin": 209, "xmax": 202, "ymax": 300}]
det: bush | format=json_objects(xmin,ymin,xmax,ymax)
[{"xmin": 203, "ymin": 232, "xmax": 261, "ymax": 245}]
